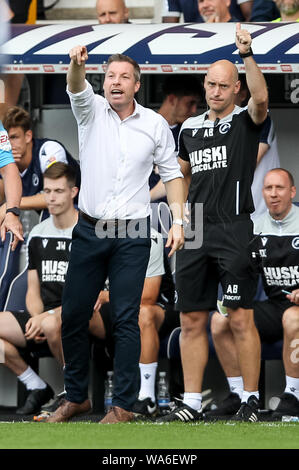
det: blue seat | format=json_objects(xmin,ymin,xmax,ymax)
[
  {"xmin": 0, "ymin": 233, "xmax": 23, "ymax": 310},
  {"xmin": 4, "ymin": 266, "xmax": 28, "ymax": 312}
]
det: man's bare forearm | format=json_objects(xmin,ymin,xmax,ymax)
[
  {"xmin": 244, "ymin": 57, "xmax": 268, "ymax": 107},
  {"xmin": 67, "ymin": 60, "xmax": 86, "ymax": 94},
  {"xmin": 1, "ymin": 163, "xmax": 22, "ymax": 208},
  {"xmin": 165, "ymin": 177, "xmax": 185, "ymax": 220},
  {"xmin": 67, "ymin": 46, "xmax": 89, "ymax": 93},
  {"xmin": 150, "ymin": 179, "xmax": 166, "ymax": 202},
  {"xmin": 26, "ymin": 292, "xmax": 44, "ymax": 317}
]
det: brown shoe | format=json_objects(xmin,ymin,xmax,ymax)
[
  {"xmin": 100, "ymin": 406, "xmax": 134, "ymax": 424},
  {"xmin": 45, "ymin": 399, "xmax": 91, "ymax": 423}
]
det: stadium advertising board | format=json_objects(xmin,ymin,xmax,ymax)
[{"xmin": 1, "ymin": 22, "xmax": 299, "ymax": 74}]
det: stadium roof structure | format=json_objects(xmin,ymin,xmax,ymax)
[{"xmin": 1, "ymin": 22, "xmax": 299, "ymax": 74}]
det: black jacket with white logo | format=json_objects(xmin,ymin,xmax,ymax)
[{"xmin": 179, "ymin": 106, "xmax": 262, "ymax": 218}]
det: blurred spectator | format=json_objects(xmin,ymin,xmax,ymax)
[
  {"xmin": 150, "ymin": 75, "xmax": 202, "ymax": 203},
  {"xmin": 162, "ymin": 0, "xmax": 252, "ymax": 22},
  {"xmin": 198, "ymin": 0, "xmax": 239, "ymax": 22},
  {"xmin": 250, "ymin": 0, "xmax": 280, "ymax": 21},
  {"xmin": 231, "ymin": 0, "xmax": 253, "ymax": 20},
  {"xmin": 0, "ymin": 106, "xmax": 80, "ymax": 228},
  {"xmin": 8, "ymin": 0, "xmax": 37, "ymax": 23},
  {"xmin": 0, "ymin": 163, "xmax": 78, "ymax": 415},
  {"xmin": 272, "ymin": 0, "xmax": 299, "ymax": 20},
  {"xmin": 162, "ymin": 0, "xmax": 202, "ymax": 22},
  {"xmin": 96, "ymin": 0, "xmax": 130, "ymax": 24}
]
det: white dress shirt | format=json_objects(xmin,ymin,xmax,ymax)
[{"xmin": 67, "ymin": 81, "xmax": 182, "ymax": 220}]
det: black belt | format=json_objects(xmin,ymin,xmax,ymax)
[
  {"xmin": 79, "ymin": 211, "xmax": 149, "ymax": 228},
  {"xmin": 80, "ymin": 211, "xmax": 121, "ymax": 226}
]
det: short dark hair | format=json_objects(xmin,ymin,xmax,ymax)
[
  {"xmin": 3, "ymin": 106, "xmax": 31, "ymax": 132},
  {"xmin": 43, "ymin": 162, "xmax": 77, "ymax": 188},
  {"xmin": 267, "ymin": 168, "xmax": 295, "ymax": 187},
  {"xmin": 162, "ymin": 75, "xmax": 203, "ymax": 99},
  {"xmin": 106, "ymin": 54, "xmax": 141, "ymax": 82}
]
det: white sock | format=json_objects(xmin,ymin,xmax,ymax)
[
  {"xmin": 183, "ymin": 392, "xmax": 202, "ymax": 411},
  {"xmin": 138, "ymin": 362, "xmax": 157, "ymax": 402},
  {"xmin": 285, "ymin": 375, "xmax": 299, "ymax": 400},
  {"xmin": 227, "ymin": 376, "xmax": 243, "ymax": 399},
  {"xmin": 17, "ymin": 366, "xmax": 47, "ymax": 391},
  {"xmin": 242, "ymin": 390, "xmax": 259, "ymax": 403}
]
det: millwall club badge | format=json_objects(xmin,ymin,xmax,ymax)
[
  {"xmin": 32, "ymin": 173, "xmax": 39, "ymax": 187},
  {"xmin": 219, "ymin": 123, "xmax": 231, "ymax": 134},
  {"xmin": 292, "ymin": 237, "xmax": 299, "ymax": 249}
]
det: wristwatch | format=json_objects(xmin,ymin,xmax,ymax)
[
  {"xmin": 173, "ymin": 218, "xmax": 184, "ymax": 226},
  {"xmin": 239, "ymin": 47, "xmax": 253, "ymax": 59},
  {"xmin": 6, "ymin": 207, "xmax": 21, "ymax": 217}
]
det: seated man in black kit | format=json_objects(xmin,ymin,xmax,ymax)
[
  {"xmin": 0, "ymin": 162, "xmax": 79, "ymax": 415},
  {"xmin": 89, "ymin": 226, "xmax": 180, "ymax": 417},
  {"xmin": 208, "ymin": 168, "xmax": 299, "ymax": 420},
  {"xmin": 0, "ymin": 106, "xmax": 80, "ymax": 225}
]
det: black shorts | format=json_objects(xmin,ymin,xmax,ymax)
[
  {"xmin": 253, "ymin": 298, "xmax": 292, "ymax": 344},
  {"xmin": 10, "ymin": 310, "xmax": 52, "ymax": 356},
  {"xmin": 176, "ymin": 217, "xmax": 258, "ymax": 312}
]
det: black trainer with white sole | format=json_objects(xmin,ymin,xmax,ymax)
[
  {"xmin": 132, "ymin": 397, "xmax": 157, "ymax": 417},
  {"xmin": 234, "ymin": 395, "xmax": 260, "ymax": 422},
  {"xmin": 156, "ymin": 404, "xmax": 203, "ymax": 423}
]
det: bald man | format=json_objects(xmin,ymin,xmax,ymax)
[
  {"xmin": 158, "ymin": 24, "xmax": 268, "ymax": 423},
  {"xmin": 96, "ymin": 0, "xmax": 129, "ymax": 24},
  {"xmin": 209, "ymin": 168, "xmax": 299, "ymax": 420}
]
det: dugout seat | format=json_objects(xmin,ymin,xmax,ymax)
[
  {"xmin": 4, "ymin": 265, "xmax": 27, "ymax": 312},
  {"xmin": 0, "ymin": 232, "xmax": 23, "ymax": 310}
]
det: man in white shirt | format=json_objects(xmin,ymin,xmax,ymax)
[{"xmin": 46, "ymin": 47, "xmax": 185, "ymax": 424}]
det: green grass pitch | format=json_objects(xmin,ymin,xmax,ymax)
[{"xmin": 0, "ymin": 421, "xmax": 298, "ymax": 449}]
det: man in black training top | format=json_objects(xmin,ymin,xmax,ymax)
[{"xmin": 159, "ymin": 23, "xmax": 268, "ymax": 423}]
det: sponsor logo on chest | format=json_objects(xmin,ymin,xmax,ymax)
[
  {"xmin": 41, "ymin": 260, "xmax": 69, "ymax": 282},
  {"xmin": 263, "ymin": 265, "xmax": 299, "ymax": 287},
  {"xmin": 189, "ymin": 145, "xmax": 228, "ymax": 175}
]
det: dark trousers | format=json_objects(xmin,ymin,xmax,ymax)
[{"xmin": 61, "ymin": 215, "xmax": 151, "ymax": 410}]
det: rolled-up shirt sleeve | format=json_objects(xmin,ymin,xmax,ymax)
[
  {"xmin": 154, "ymin": 116, "xmax": 183, "ymax": 183},
  {"xmin": 66, "ymin": 80, "xmax": 96, "ymax": 127}
]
